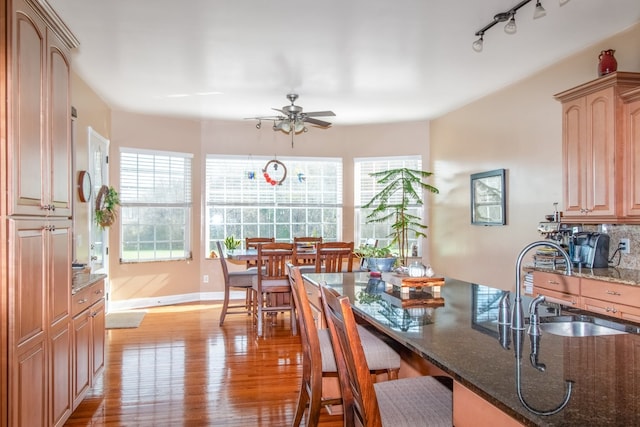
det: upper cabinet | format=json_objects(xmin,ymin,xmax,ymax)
[
  {"xmin": 555, "ymin": 72, "xmax": 640, "ymax": 224},
  {"xmin": 8, "ymin": 0, "xmax": 78, "ymax": 217},
  {"xmin": 621, "ymin": 87, "xmax": 640, "ymax": 218}
]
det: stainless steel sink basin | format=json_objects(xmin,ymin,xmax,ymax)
[{"xmin": 537, "ymin": 315, "xmax": 637, "ymax": 337}]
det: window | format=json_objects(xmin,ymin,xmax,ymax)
[
  {"xmin": 354, "ymin": 156, "xmax": 423, "ymax": 251},
  {"xmin": 119, "ymin": 148, "xmax": 193, "ymax": 262},
  {"xmin": 206, "ymin": 155, "xmax": 342, "ymax": 254}
]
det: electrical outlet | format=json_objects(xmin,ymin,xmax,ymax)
[
  {"xmin": 620, "ymin": 238, "xmax": 630, "ymax": 254},
  {"xmin": 203, "ymin": 274, "xmax": 209, "ymax": 283}
]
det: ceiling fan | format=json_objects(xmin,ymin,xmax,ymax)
[{"xmin": 247, "ymin": 93, "xmax": 335, "ymax": 147}]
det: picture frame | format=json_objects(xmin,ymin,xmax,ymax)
[{"xmin": 470, "ymin": 169, "xmax": 506, "ymax": 225}]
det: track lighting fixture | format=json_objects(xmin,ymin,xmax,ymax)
[
  {"xmin": 533, "ymin": 1, "xmax": 547, "ymax": 19},
  {"xmin": 473, "ymin": 0, "xmax": 565, "ymax": 52}
]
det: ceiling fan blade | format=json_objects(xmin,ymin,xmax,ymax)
[
  {"xmin": 244, "ymin": 115, "xmax": 283, "ymax": 120},
  {"xmin": 272, "ymin": 108, "xmax": 286, "ymax": 114},
  {"xmin": 304, "ymin": 110, "xmax": 335, "ymax": 117},
  {"xmin": 304, "ymin": 117, "xmax": 332, "ymax": 127}
]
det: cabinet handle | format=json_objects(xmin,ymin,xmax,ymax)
[
  {"xmin": 547, "ymin": 280, "xmax": 560, "ymax": 285},
  {"xmin": 95, "ymin": 289, "xmax": 103, "ymax": 295},
  {"xmin": 606, "ymin": 290, "xmax": 621, "ymax": 296},
  {"xmin": 605, "ymin": 306, "xmax": 619, "ymax": 313},
  {"xmin": 78, "ymin": 298, "xmax": 88, "ymax": 304}
]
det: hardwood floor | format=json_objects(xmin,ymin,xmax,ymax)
[{"xmin": 64, "ymin": 302, "xmax": 343, "ymax": 427}]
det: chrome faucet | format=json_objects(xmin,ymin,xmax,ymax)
[
  {"xmin": 512, "ymin": 241, "xmax": 572, "ymax": 331},
  {"xmin": 528, "ymin": 294, "xmax": 546, "ymax": 336}
]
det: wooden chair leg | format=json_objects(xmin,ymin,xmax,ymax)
[
  {"xmin": 387, "ymin": 367, "xmax": 400, "ymax": 380},
  {"xmin": 219, "ymin": 285, "xmax": 231, "ymax": 326}
]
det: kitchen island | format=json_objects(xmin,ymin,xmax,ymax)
[{"xmin": 303, "ymin": 272, "xmax": 640, "ymax": 427}]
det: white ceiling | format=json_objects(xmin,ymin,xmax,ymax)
[{"xmin": 48, "ymin": 0, "xmax": 640, "ymax": 125}]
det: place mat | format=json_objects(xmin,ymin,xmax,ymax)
[{"xmin": 105, "ymin": 311, "xmax": 146, "ymax": 329}]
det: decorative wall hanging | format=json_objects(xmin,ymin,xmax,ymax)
[
  {"xmin": 471, "ymin": 169, "xmax": 506, "ymax": 225},
  {"xmin": 95, "ymin": 185, "xmax": 121, "ymax": 228},
  {"xmin": 262, "ymin": 159, "xmax": 287, "ymax": 186}
]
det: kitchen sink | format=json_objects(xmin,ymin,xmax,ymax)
[{"xmin": 537, "ymin": 315, "xmax": 640, "ymax": 337}]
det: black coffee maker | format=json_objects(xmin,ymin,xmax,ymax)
[{"xmin": 571, "ymin": 232, "xmax": 610, "ymax": 268}]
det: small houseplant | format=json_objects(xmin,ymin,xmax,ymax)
[
  {"xmin": 223, "ymin": 236, "xmax": 241, "ymax": 252},
  {"xmin": 362, "ymin": 167, "xmax": 439, "ymax": 266},
  {"xmin": 95, "ymin": 185, "xmax": 120, "ymax": 229}
]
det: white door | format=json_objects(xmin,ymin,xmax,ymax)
[{"xmin": 88, "ymin": 127, "xmax": 110, "ymax": 275}]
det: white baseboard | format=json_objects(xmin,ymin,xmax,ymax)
[{"xmin": 108, "ymin": 291, "xmax": 248, "ymax": 312}]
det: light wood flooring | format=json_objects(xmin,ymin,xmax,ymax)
[{"xmin": 64, "ymin": 302, "xmax": 343, "ymax": 427}]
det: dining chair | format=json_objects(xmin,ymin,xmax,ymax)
[
  {"xmin": 315, "ymin": 241, "xmax": 355, "ymax": 273},
  {"xmin": 320, "ymin": 284, "xmax": 453, "ymax": 427},
  {"xmin": 245, "ymin": 237, "xmax": 275, "ymax": 267},
  {"xmin": 293, "ymin": 237, "xmax": 322, "ymax": 272},
  {"xmin": 252, "ymin": 242, "xmax": 296, "ymax": 337},
  {"xmin": 287, "ymin": 264, "xmax": 402, "ymax": 427},
  {"xmin": 216, "ymin": 241, "xmax": 257, "ymax": 326}
]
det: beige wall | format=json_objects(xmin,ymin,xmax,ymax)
[
  {"xmin": 430, "ymin": 23, "xmax": 640, "ymax": 290},
  {"xmin": 105, "ymin": 113, "xmax": 428, "ymax": 306}
]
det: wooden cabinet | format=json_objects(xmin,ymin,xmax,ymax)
[
  {"xmin": 621, "ymin": 87, "xmax": 640, "ymax": 218},
  {"xmin": 72, "ymin": 280, "xmax": 105, "ymax": 410},
  {"xmin": 581, "ymin": 278, "xmax": 640, "ymax": 322},
  {"xmin": 9, "ymin": 0, "xmax": 74, "ymax": 218},
  {"xmin": 2, "ymin": 2, "xmax": 79, "ymax": 426},
  {"xmin": 532, "ymin": 270, "xmax": 580, "ymax": 308},
  {"xmin": 8, "ymin": 218, "xmax": 72, "ymax": 427},
  {"xmin": 555, "ymin": 72, "xmax": 640, "ymax": 223}
]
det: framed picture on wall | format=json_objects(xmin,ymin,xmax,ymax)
[{"xmin": 470, "ymin": 169, "xmax": 506, "ymax": 225}]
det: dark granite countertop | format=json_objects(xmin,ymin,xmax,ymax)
[
  {"xmin": 72, "ymin": 272, "xmax": 107, "ymax": 295},
  {"xmin": 303, "ymin": 272, "xmax": 640, "ymax": 427}
]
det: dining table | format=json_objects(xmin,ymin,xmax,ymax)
[{"xmin": 302, "ymin": 271, "xmax": 640, "ymax": 427}]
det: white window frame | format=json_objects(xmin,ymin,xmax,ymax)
[
  {"xmin": 205, "ymin": 155, "xmax": 343, "ymax": 255},
  {"xmin": 354, "ymin": 155, "xmax": 423, "ymax": 252},
  {"xmin": 119, "ymin": 148, "xmax": 193, "ymax": 263}
]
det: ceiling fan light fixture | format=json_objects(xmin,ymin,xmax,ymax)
[{"xmin": 294, "ymin": 120, "xmax": 305, "ymax": 133}]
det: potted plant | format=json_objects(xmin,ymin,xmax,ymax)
[
  {"xmin": 95, "ymin": 185, "xmax": 120, "ymax": 229},
  {"xmin": 223, "ymin": 236, "xmax": 241, "ymax": 253},
  {"xmin": 362, "ymin": 167, "xmax": 439, "ymax": 266},
  {"xmin": 353, "ymin": 244, "xmax": 396, "ymax": 272}
]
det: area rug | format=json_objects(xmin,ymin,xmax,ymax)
[{"xmin": 105, "ymin": 311, "xmax": 146, "ymax": 329}]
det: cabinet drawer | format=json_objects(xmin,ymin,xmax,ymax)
[
  {"xmin": 72, "ymin": 280, "xmax": 105, "ymax": 317},
  {"xmin": 532, "ymin": 286, "xmax": 580, "ymax": 308},
  {"xmin": 533, "ymin": 271, "xmax": 580, "ymax": 295},
  {"xmin": 581, "ymin": 278, "xmax": 640, "ymax": 305}
]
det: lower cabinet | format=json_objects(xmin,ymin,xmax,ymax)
[{"xmin": 71, "ymin": 279, "xmax": 105, "ymax": 410}]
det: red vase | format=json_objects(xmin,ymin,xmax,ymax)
[{"xmin": 598, "ymin": 49, "xmax": 617, "ymax": 77}]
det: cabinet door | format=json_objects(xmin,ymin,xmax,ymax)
[
  {"xmin": 10, "ymin": 2, "xmax": 47, "ymax": 216},
  {"xmin": 47, "ymin": 28, "xmax": 72, "ymax": 217},
  {"xmin": 72, "ymin": 310, "xmax": 91, "ymax": 409},
  {"xmin": 49, "ymin": 222, "xmax": 72, "ymax": 326},
  {"xmin": 624, "ymin": 97, "xmax": 640, "ymax": 217},
  {"xmin": 91, "ymin": 298, "xmax": 106, "ymax": 380},
  {"xmin": 10, "ymin": 219, "xmax": 47, "ymax": 347},
  {"xmin": 13, "ymin": 340, "xmax": 47, "ymax": 427},
  {"xmin": 561, "ymin": 87, "xmax": 617, "ymax": 220},
  {"xmin": 562, "ymin": 97, "xmax": 587, "ymax": 216},
  {"xmin": 50, "ymin": 321, "xmax": 71, "ymax": 427}
]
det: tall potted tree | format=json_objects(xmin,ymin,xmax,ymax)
[{"xmin": 362, "ymin": 167, "xmax": 439, "ymax": 266}]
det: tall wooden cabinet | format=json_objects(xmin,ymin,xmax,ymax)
[
  {"xmin": 555, "ymin": 72, "xmax": 640, "ymax": 224},
  {"xmin": 1, "ymin": 1, "xmax": 79, "ymax": 426}
]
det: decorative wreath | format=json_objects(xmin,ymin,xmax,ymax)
[
  {"xmin": 95, "ymin": 185, "xmax": 119, "ymax": 228},
  {"xmin": 262, "ymin": 159, "xmax": 287, "ymax": 186}
]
